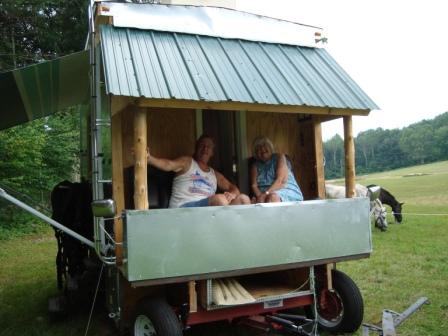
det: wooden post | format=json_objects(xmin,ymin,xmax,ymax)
[
  {"xmin": 313, "ymin": 117, "xmax": 325, "ymax": 199},
  {"xmin": 111, "ymin": 111, "xmax": 125, "ymax": 265},
  {"xmin": 189, "ymin": 281, "xmax": 198, "ymax": 313},
  {"xmin": 343, "ymin": 116, "xmax": 355, "ymax": 198},
  {"xmin": 133, "ymin": 106, "xmax": 148, "ymax": 210}
]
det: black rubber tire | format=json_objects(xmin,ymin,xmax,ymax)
[
  {"xmin": 307, "ymin": 269, "xmax": 364, "ymax": 333},
  {"xmin": 132, "ymin": 298, "xmax": 183, "ymax": 336}
]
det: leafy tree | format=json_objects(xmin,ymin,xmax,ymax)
[
  {"xmin": 399, "ymin": 123, "xmax": 434, "ymax": 164},
  {"xmin": 0, "ymin": 0, "xmax": 88, "ymax": 71},
  {"xmin": 325, "ymin": 112, "xmax": 448, "ymax": 179},
  {"xmin": 324, "ymin": 134, "xmax": 344, "ymax": 178},
  {"xmin": 0, "ymin": 0, "xmax": 87, "ymax": 234}
]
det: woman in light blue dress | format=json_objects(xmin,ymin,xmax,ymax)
[{"xmin": 250, "ymin": 137, "xmax": 303, "ymax": 203}]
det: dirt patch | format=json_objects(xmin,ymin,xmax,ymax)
[{"xmin": 402, "ymin": 173, "xmax": 432, "ymax": 177}]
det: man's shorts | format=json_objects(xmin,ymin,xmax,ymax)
[{"xmin": 180, "ymin": 197, "xmax": 210, "ymax": 208}]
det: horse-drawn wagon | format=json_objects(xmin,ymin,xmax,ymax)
[{"xmin": 0, "ymin": 1, "xmax": 379, "ymax": 335}]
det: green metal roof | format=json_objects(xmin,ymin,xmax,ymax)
[
  {"xmin": 0, "ymin": 51, "xmax": 89, "ymax": 131},
  {"xmin": 100, "ymin": 25, "xmax": 378, "ymax": 112}
]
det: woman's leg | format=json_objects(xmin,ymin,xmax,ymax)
[{"xmin": 265, "ymin": 193, "xmax": 281, "ymax": 202}]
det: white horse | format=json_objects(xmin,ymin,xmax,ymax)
[{"xmin": 325, "ymin": 183, "xmax": 388, "ymax": 231}]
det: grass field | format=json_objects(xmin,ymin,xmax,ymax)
[{"xmin": 1, "ymin": 161, "xmax": 447, "ymax": 336}]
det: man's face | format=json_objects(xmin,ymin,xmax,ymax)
[{"xmin": 195, "ymin": 137, "xmax": 214, "ymax": 163}]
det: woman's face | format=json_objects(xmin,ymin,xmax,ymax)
[{"xmin": 255, "ymin": 143, "xmax": 272, "ymax": 162}]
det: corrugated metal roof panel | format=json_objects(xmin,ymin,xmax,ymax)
[{"xmin": 100, "ymin": 25, "xmax": 378, "ymax": 111}]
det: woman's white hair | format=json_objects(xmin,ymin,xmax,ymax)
[{"xmin": 252, "ymin": 136, "xmax": 275, "ymax": 158}]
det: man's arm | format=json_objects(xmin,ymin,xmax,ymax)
[
  {"xmin": 148, "ymin": 153, "xmax": 191, "ymax": 174},
  {"xmin": 215, "ymin": 171, "xmax": 240, "ymax": 201}
]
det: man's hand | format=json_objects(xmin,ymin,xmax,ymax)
[{"xmin": 223, "ymin": 191, "xmax": 236, "ymax": 203}]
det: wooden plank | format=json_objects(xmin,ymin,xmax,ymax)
[
  {"xmin": 147, "ymin": 108, "xmax": 196, "ymax": 160},
  {"xmin": 344, "ymin": 116, "xmax": 356, "ymax": 198},
  {"xmin": 111, "ymin": 96, "xmax": 131, "ymax": 116},
  {"xmin": 326, "ymin": 263, "xmax": 333, "ymax": 290},
  {"xmin": 246, "ymin": 111, "xmax": 300, "ymax": 170},
  {"xmin": 244, "ymin": 284, "xmax": 302, "ymax": 299},
  {"xmin": 189, "ymin": 281, "xmax": 198, "ymax": 313},
  {"xmin": 111, "ymin": 111, "xmax": 125, "ymax": 265},
  {"xmin": 137, "ymin": 97, "xmax": 370, "ymax": 117},
  {"xmin": 121, "ymin": 108, "xmax": 196, "ymax": 169},
  {"xmin": 297, "ymin": 120, "xmax": 318, "ymax": 200},
  {"xmin": 133, "ymin": 106, "xmax": 148, "ymax": 210},
  {"xmin": 235, "ymin": 111, "xmax": 249, "ymax": 195},
  {"xmin": 195, "ymin": 109, "xmax": 203, "ymax": 139},
  {"xmin": 315, "ymin": 115, "xmax": 342, "ymax": 123},
  {"xmin": 313, "ymin": 117, "xmax": 326, "ymax": 199},
  {"xmin": 198, "ymin": 280, "xmax": 208, "ymax": 309}
]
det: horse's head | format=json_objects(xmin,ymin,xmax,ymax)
[{"xmin": 392, "ymin": 202, "xmax": 404, "ymax": 223}]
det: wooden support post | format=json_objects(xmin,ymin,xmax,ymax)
[
  {"xmin": 313, "ymin": 117, "xmax": 325, "ymax": 199},
  {"xmin": 111, "ymin": 112, "xmax": 125, "ymax": 265},
  {"xmin": 189, "ymin": 281, "xmax": 198, "ymax": 313},
  {"xmin": 133, "ymin": 106, "xmax": 148, "ymax": 210},
  {"xmin": 326, "ymin": 263, "xmax": 333, "ymax": 291},
  {"xmin": 343, "ymin": 116, "xmax": 356, "ymax": 198}
]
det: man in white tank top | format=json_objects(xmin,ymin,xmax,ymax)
[{"xmin": 148, "ymin": 135, "xmax": 250, "ymax": 208}]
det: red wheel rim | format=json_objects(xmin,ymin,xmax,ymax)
[{"xmin": 316, "ymin": 289, "xmax": 344, "ymax": 326}]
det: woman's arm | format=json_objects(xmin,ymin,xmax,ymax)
[
  {"xmin": 250, "ymin": 164, "xmax": 263, "ymax": 198},
  {"xmin": 265, "ymin": 154, "xmax": 288, "ymax": 193},
  {"xmin": 250, "ymin": 164, "xmax": 268, "ymax": 203}
]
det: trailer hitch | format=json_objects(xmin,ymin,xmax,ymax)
[
  {"xmin": 265, "ymin": 313, "xmax": 317, "ymax": 335},
  {"xmin": 362, "ymin": 297, "xmax": 429, "ymax": 336}
]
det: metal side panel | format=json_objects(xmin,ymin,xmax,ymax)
[{"xmin": 123, "ymin": 198, "xmax": 371, "ymax": 282}]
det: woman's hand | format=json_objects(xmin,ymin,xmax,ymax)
[{"xmin": 256, "ymin": 192, "xmax": 267, "ymax": 203}]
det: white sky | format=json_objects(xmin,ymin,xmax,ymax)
[{"xmin": 237, "ymin": 0, "xmax": 448, "ymax": 140}]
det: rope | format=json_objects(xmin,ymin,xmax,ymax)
[
  {"xmin": 394, "ymin": 212, "xmax": 448, "ymax": 217},
  {"xmin": 0, "ymin": 182, "xmax": 51, "ymax": 215},
  {"xmin": 84, "ymin": 262, "xmax": 104, "ymax": 336}
]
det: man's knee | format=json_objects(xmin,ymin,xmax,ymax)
[
  {"xmin": 209, "ymin": 194, "xmax": 229, "ymax": 206},
  {"xmin": 232, "ymin": 194, "xmax": 250, "ymax": 205}
]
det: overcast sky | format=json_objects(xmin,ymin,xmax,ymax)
[{"xmin": 237, "ymin": 0, "xmax": 448, "ymax": 140}]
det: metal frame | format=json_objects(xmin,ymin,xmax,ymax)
[
  {"xmin": 88, "ymin": 0, "xmax": 115, "ymax": 265},
  {"xmin": 362, "ymin": 297, "xmax": 429, "ymax": 336}
]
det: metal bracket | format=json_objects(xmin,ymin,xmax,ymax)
[{"xmin": 362, "ymin": 297, "xmax": 429, "ymax": 336}]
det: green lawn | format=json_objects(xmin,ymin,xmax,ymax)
[
  {"xmin": 338, "ymin": 161, "xmax": 448, "ymax": 336},
  {"xmin": 1, "ymin": 161, "xmax": 447, "ymax": 335}
]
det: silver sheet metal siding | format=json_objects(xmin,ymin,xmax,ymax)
[{"xmin": 101, "ymin": 25, "xmax": 378, "ymax": 110}]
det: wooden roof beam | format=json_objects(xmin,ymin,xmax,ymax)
[{"xmin": 136, "ymin": 97, "xmax": 370, "ymax": 117}]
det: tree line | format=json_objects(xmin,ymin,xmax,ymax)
[{"xmin": 324, "ymin": 112, "xmax": 448, "ymax": 179}]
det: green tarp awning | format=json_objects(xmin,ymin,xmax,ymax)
[{"xmin": 0, "ymin": 50, "xmax": 89, "ymax": 131}]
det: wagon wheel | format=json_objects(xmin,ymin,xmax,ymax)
[
  {"xmin": 308, "ymin": 269, "xmax": 364, "ymax": 333},
  {"xmin": 132, "ymin": 298, "xmax": 183, "ymax": 336}
]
